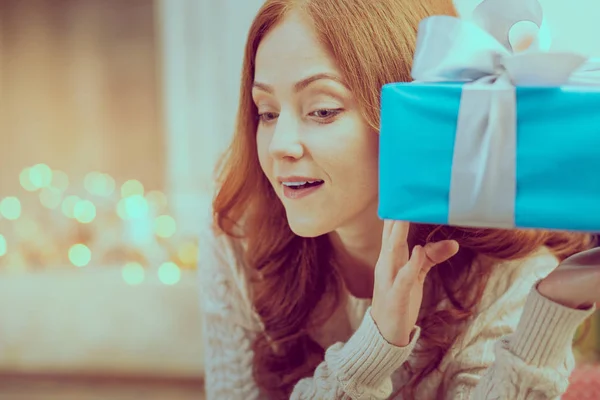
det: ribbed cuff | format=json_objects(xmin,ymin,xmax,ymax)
[
  {"xmin": 509, "ymin": 285, "xmax": 596, "ymax": 368},
  {"xmin": 330, "ymin": 307, "xmax": 420, "ymax": 396}
]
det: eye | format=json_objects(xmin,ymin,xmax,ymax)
[
  {"xmin": 257, "ymin": 111, "xmax": 279, "ymax": 123},
  {"xmin": 309, "ymin": 108, "xmax": 342, "ymax": 122}
]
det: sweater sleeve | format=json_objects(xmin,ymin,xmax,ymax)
[
  {"xmin": 198, "ymin": 220, "xmax": 264, "ymax": 400},
  {"xmin": 198, "ymin": 216, "xmax": 422, "ymax": 400},
  {"xmin": 291, "ymin": 310, "xmax": 420, "ymax": 400},
  {"xmin": 441, "ymin": 257, "xmax": 596, "ymax": 399}
]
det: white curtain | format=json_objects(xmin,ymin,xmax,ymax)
[
  {"xmin": 156, "ymin": 0, "xmax": 599, "ymax": 236},
  {"xmin": 157, "ymin": 0, "xmax": 265, "ymax": 235}
]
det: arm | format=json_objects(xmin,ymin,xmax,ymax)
[
  {"xmin": 198, "ymin": 223, "xmax": 263, "ymax": 400},
  {"xmin": 468, "ymin": 287, "xmax": 594, "ymax": 399},
  {"xmin": 201, "ymin": 262, "xmax": 418, "ymax": 400},
  {"xmin": 199, "ymin": 219, "xmax": 421, "ymax": 400},
  {"xmin": 201, "ymin": 300, "xmax": 262, "ymax": 400},
  {"xmin": 291, "ymin": 222, "xmax": 460, "ymax": 399},
  {"xmin": 291, "ymin": 312, "xmax": 419, "ymax": 400},
  {"xmin": 442, "ymin": 277, "xmax": 595, "ymax": 399}
]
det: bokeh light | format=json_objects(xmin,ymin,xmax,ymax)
[
  {"xmin": 51, "ymin": 170, "xmax": 70, "ymax": 192},
  {"xmin": 61, "ymin": 195, "xmax": 81, "ymax": 218},
  {"xmin": 0, "ymin": 197, "xmax": 22, "ymax": 220},
  {"xmin": 84, "ymin": 172, "xmax": 116, "ymax": 197},
  {"xmin": 158, "ymin": 262, "xmax": 181, "ymax": 285},
  {"xmin": 39, "ymin": 187, "xmax": 62, "ymax": 209},
  {"xmin": 123, "ymin": 195, "xmax": 149, "ymax": 219},
  {"xmin": 29, "ymin": 163, "xmax": 53, "ymax": 189},
  {"xmin": 178, "ymin": 241, "xmax": 198, "ymax": 265},
  {"xmin": 84, "ymin": 172, "xmax": 103, "ymax": 195},
  {"xmin": 14, "ymin": 217, "xmax": 39, "ymax": 240},
  {"xmin": 19, "ymin": 168, "xmax": 37, "ymax": 192},
  {"xmin": 122, "ymin": 262, "xmax": 145, "ymax": 285},
  {"xmin": 1, "ymin": 167, "xmax": 203, "ymax": 278},
  {"xmin": 154, "ymin": 215, "xmax": 176, "ymax": 238},
  {"xmin": 116, "ymin": 198, "xmax": 128, "ymax": 220},
  {"xmin": 74, "ymin": 200, "xmax": 96, "ymax": 223},
  {"xmin": 0, "ymin": 234, "xmax": 6, "ymax": 257},
  {"xmin": 102, "ymin": 174, "xmax": 116, "ymax": 197},
  {"xmin": 68, "ymin": 244, "xmax": 91, "ymax": 267},
  {"xmin": 121, "ymin": 179, "xmax": 144, "ymax": 198},
  {"xmin": 146, "ymin": 190, "xmax": 168, "ymax": 213}
]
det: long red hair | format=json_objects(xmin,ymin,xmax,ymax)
[{"xmin": 212, "ymin": 0, "xmax": 596, "ymax": 398}]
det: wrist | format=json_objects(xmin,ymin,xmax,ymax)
[
  {"xmin": 369, "ymin": 309, "xmax": 412, "ymax": 348},
  {"xmin": 331, "ymin": 308, "xmax": 420, "ymax": 395},
  {"xmin": 393, "ymin": 336, "xmax": 411, "ymax": 348},
  {"xmin": 510, "ymin": 286, "xmax": 596, "ymax": 367}
]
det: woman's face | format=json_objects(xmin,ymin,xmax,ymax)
[{"xmin": 253, "ymin": 13, "xmax": 379, "ymax": 238}]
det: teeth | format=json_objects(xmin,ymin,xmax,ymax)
[
  {"xmin": 282, "ymin": 180, "xmax": 322, "ymax": 187},
  {"xmin": 283, "ymin": 182, "xmax": 308, "ymax": 187}
]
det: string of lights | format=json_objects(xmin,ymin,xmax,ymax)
[{"xmin": 0, "ymin": 164, "xmax": 199, "ymax": 286}]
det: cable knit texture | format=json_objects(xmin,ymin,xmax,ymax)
[{"xmin": 198, "ymin": 217, "xmax": 595, "ymax": 399}]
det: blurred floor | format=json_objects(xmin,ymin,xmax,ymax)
[{"xmin": 0, "ymin": 374, "xmax": 205, "ymax": 400}]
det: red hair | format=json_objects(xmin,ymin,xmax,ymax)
[{"xmin": 212, "ymin": 0, "xmax": 596, "ymax": 398}]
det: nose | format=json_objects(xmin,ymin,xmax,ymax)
[{"xmin": 268, "ymin": 112, "xmax": 304, "ymax": 160}]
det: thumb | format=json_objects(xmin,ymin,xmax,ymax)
[{"xmin": 423, "ymin": 240, "xmax": 459, "ymax": 271}]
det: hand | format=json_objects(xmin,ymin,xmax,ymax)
[
  {"xmin": 370, "ymin": 221, "xmax": 459, "ymax": 347},
  {"xmin": 537, "ymin": 247, "xmax": 600, "ymax": 310}
]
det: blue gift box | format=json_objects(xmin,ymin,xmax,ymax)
[{"xmin": 378, "ymin": 82, "xmax": 600, "ymax": 232}]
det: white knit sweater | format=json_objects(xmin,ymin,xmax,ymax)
[{"xmin": 198, "ymin": 219, "xmax": 595, "ymax": 399}]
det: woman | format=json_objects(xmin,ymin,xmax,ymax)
[{"xmin": 199, "ymin": 0, "xmax": 599, "ymax": 398}]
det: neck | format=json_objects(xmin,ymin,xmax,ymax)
[{"xmin": 328, "ymin": 201, "xmax": 383, "ymax": 298}]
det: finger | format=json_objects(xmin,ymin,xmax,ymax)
[
  {"xmin": 393, "ymin": 244, "xmax": 425, "ymax": 291},
  {"xmin": 560, "ymin": 247, "xmax": 600, "ymax": 270},
  {"xmin": 422, "ymin": 240, "xmax": 460, "ymax": 271},
  {"xmin": 382, "ymin": 220, "xmax": 394, "ymax": 244},
  {"xmin": 389, "ymin": 221, "xmax": 410, "ymax": 264},
  {"xmin": 376, "ymin": 220, "xmax": 399, "ymax": 284}
]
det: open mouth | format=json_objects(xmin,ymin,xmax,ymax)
[{"xmin": 282, "ymin": 180, "xmax": 324, "ymax": 190}]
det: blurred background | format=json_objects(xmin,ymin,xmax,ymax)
[{"xmin": 0, "ymin": 0, "xmax": 598, "ymax": 399}]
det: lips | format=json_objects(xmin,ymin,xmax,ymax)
[{"xmin": 278, "ymin": 176, "xmax": 324, "ymax": 199}]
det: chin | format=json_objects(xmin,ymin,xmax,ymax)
[{"xmin": 285, "ymin": 213, "xmax": 332, "ymax": 238}]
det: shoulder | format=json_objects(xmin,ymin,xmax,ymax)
[
  {"xmin": 436, "ymin": 248, "xmax": 579, "ymax": 396},
  {"xmin": 437, "ymin": 247, "xmax": 558, "ymax": 358},
  {"xmin": 197, "ymin": 207, "xmax": 262, "ymax": 332},
  {"xmin": 476, "ymin": 246, "xmax": 559, "ymax": 313},
  {"xmin": 445, "ymin": 246, "xmax": 559, "ymax": 353}
]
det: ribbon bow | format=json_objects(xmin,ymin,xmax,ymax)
[{"xmin": 410, "ymin": 0, "xmax": 600, "ymax": 228}]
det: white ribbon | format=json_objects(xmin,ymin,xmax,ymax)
[{"xmin": 411, "ymin": 0, "xmax": 599, "ymax": 228}]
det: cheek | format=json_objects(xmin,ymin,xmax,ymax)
[
  {"xmin": 366, "ymin": 134, "xmax": 380, "ymax": 177},
  {"xmin": 319, "ymin": 121, "xmax": 379, "ymax": 191},
  {"xmin": 348, "ymin": 136, "xmax": 379, "ymax": 192},
  {"xmin": 256, "ymin": 131, "xmax": 272, "ymax": 175}
]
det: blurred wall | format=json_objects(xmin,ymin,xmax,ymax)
[
  {"xmin": 156, "ymin": 0, "xmax": 265, "ymax": 234},
  {"xmin": 0, "ymin": 0, "xmax": 165, "ymax": 195},
  {"xmin": 0, "ymin": 0, "xmax": 268, "ymax": 378},
  {"xmin": 0, "ymin": 0, "xmax": 193, "ymax": 377}
]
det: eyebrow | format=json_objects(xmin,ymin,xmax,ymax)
[{"xmin": 252, "ymin": 73, "xmax": 346, "ymax": 94}]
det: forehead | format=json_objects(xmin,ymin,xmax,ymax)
[{"xmin": 254, "ymin": 13, "xmax": 340, "ymax": 83}]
